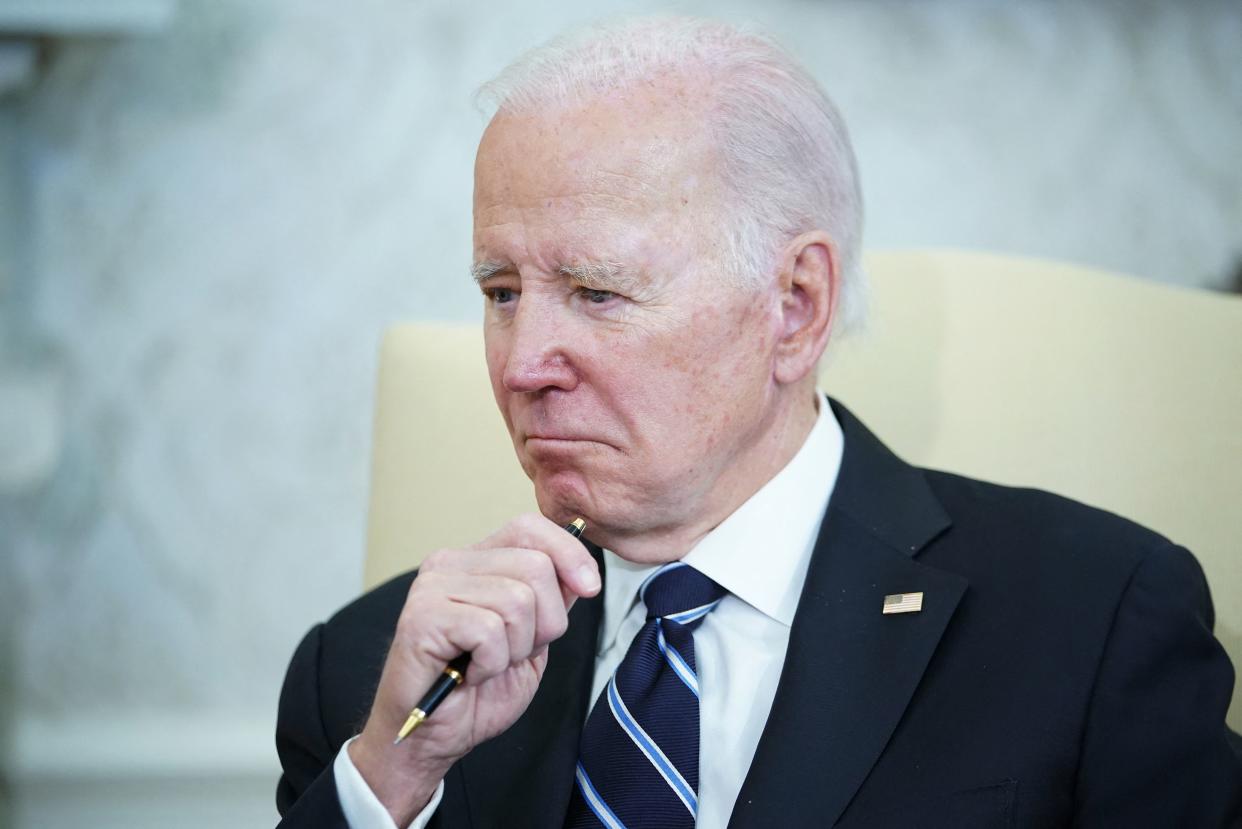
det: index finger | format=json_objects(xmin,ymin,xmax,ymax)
[{"xmin": 476, "ymin": 513, "xmax": 601, "ymax": 602}]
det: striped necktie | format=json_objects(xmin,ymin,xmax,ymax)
[{"xmin": 565, "ymin": 561, "xmax": 727, "ymax": 829}]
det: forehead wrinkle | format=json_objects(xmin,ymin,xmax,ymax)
[
  {"xmin": 477, "ymin": 190, "xmax": 648, "ymax": 218},
  {"xmin": 589, "ymin": 166, "xmax": 659, "ymax": 198}
]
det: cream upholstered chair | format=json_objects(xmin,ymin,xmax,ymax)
[{"xmin": 364, "ymin": 249, "xmax": 1242, "ymax": 727}]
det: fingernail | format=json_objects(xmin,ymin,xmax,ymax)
[{"xmin": 577, "ymin": 564, "xmax": 600, "ymax": 592}]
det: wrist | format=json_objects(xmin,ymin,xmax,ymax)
[{"xmin": 349, "ymin": 730, "xmax": 452, "ymax": 826}]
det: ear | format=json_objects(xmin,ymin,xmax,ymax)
[{"xmin": 772, "ymin": 230, "xmax": 839, "ymax": 386}]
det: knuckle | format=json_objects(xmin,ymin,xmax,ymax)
[
  {"xmin": 530, "ymin": 547, "xmax": 558, "ymax": 576},
  {"xmin": 407, "ymin": 571, "xmax": 443, "ymax": 603},
  {"xmin": 397, "ymin": 580, "xmax": 448, "ymax": 640},
  {"xmin": 480, "ymin": 611, "xmax": 507, "ymax": 641},
  {"xmin": 503, "ymin": 580, "xmax": 535, "ymax": 616},
  {"xmin": 421, "ymin": 548, "xmax": 452, "ymax": 571},
  {"xmin": 545, "ymin": 610, "xmax": 569, "ymax": 640},
  {"xmin": 474, "ymin": 649, "xmax": 505, "ymax": 678},
  {"xmin": 515, "ymin": 547, "xmax": 555, "ymax": 584},
  {"xmin": 473, "ymin": 630, "xmax": 509, "ymax": 673},
  {"xmin": 510, "ymin": 512, "xmax": 546, "ymax": 544}
]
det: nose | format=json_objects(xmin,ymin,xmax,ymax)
[{"xmin": 499, "ymin": 299, "xmax": 578, "ymax": 394}]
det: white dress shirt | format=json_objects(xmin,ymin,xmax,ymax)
[{"xmin": 334, "ymin": 392, "xmax": 844, "ymax": 828}]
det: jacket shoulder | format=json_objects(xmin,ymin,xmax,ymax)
[
  {"xmin": 921, "ymin": 468, "xmax": 1175, "ymax": 571},
  {"xmin": 913, "ymin": 467, "xmax": 1207, "ymax": 645}
]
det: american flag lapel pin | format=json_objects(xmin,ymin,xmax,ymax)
[{"xmin": 882, "ymin": 592, "xmax": 924, "ymax": 614}]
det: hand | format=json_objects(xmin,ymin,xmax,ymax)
[{"xmin": 349, "ymin": 513, "xmax": 601, "ymax": 825}]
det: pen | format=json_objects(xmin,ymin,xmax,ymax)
[{"xmin": 393, "ymin": 517, "xmax": 587, "ymax": 745}]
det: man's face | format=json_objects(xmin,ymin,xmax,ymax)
[{"xmin": 473, "ymin": 86, "xmax": 783, "ymax": 554}]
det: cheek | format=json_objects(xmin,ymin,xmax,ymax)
[
  {"xmin": 693, "ymin": 308, "xmax": 775, "ymax": 411},
  {"xmin": 676, "ymin": 305, "xmax": 772, "ymax": 383},
  {"xmin": 637, "ymin": 308, "xmax": 768, "ymax": 443}
]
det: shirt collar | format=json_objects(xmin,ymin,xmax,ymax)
[{"xmin": 597, "ymin": 391, "xmax": 844, "ymax": 653}]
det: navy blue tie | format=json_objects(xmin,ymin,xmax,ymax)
[{"xmin": 565, "ymin": 561, "xmax": 728, "ymax": 829}]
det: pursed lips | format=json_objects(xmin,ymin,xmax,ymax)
[
  {"xmin": 526, "ymin": 433, "xmax": 595, "ymax": 442},
  {"xmin": 523, "ymin": 433, "xmax": 615, "ymax": 448}
]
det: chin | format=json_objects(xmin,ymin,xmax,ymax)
[
  {"xmin": 532, "ymin": 469, "xmax": 594, "ymax": 524},
  {"xmin": 532, "ymin": 472, "xmax": 641, "ymax": 539}
]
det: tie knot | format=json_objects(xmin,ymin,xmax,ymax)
[{"xmin": 639, "ymin": 562, "xmax": 727, "ymax": 627}]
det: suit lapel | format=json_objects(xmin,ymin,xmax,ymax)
[
  {"xmin": 729, "ymin": 402, "xmax": 968, "ymax": 828},
  {"xmin": 455, "ymin": 542, "xmax": 605, "ymax": 829}
]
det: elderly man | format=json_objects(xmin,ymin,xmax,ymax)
[{"xmin": 275, "ymin": 17, "xmax": 1240, "ymax": 829}]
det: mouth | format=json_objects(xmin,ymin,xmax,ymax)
[{"xmin": 524, "ymin": 434, "xmax": 614, "ymax": 450}]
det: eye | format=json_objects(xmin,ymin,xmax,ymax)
[
  {"xmin": 579, "ymin": 288, "xmax": 616, "ymax": 304},
  {"xmin": 483, "ymin": 286, "xmax": 517, "ymax": 304}
]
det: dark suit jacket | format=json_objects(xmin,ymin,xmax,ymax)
[{"xmin": 275, "ymin": 402, "xmax": 1241, "ymax": 828}]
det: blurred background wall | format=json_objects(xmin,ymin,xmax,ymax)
[{"xmin": 0, "ymin": 0, "xmax": 1238, "ymax": 826}]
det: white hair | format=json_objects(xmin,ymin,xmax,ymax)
[{"xmin": 476, "ymin": 15, "xmax": 867, "ymax": 335}]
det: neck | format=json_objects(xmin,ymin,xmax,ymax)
[{"xmin": 599, "ymin": 384, "xmax": 820, "ymax": 564}]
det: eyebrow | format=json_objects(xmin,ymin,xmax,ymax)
[
  {"xmin": 471, "ymin": 259, "xmax": 647, "ymax": 295},
  {"xmin": 558, "ymin": 261, "xmax": 645, "ymax": 295},
  {"xmin": 471, "ymin": 261, "xmax": 506, "ymax": 284}
]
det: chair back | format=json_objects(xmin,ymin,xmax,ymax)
[{"xmin": 364, "ymin": 250, "xmax": 1242, "ymax": 725}]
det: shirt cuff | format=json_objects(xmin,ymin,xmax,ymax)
[{"xmin": 333, "ymin": 736, "xmax": 445, "ymax": 829}]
